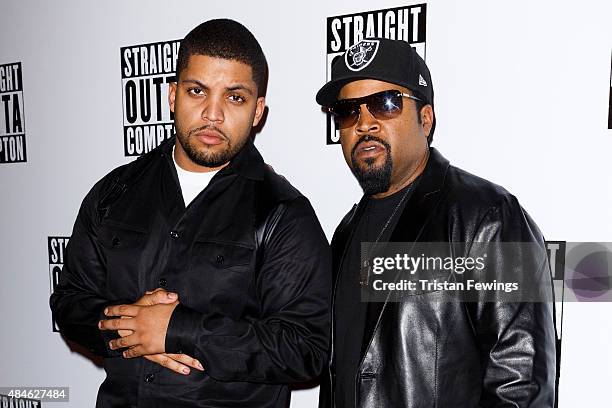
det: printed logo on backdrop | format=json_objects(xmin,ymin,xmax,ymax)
[
  {"xmin": 49, "ymin": 236, "xmax": 70, "ymax": 332},
  {"xmin": 546, "ymin": 241, "xmax": 566, "ymax": 335},
  {"xmin": 0, "ymin": 394, "xmax": 40, "ymax": 407},
  {"xmin": 325, "ymin": 4, "xmax": 427, "ymax": 144},
  {"xmin": 545, "ymin": 241, "xmax": 565, "ymax": 408},
  {"xmin": 608, "ymin": 51, "xmax": 611, "ymax": 130},
  {"xmin": 0, "ymin": 62, "xmax": 27, "ymax": 163},
  {"xmin": 121, "ymin": 40, "xmax": 180, "ymax": 156}
]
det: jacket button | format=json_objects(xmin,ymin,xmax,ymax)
[
  {"xmin": 111, "ymin": 237, "xmax": 120, "ymax": 247},
  {"xmin": 216, "ymin": 255, "xmax": 224, "ymax": 264},
  {"xmin": 170, "ymin": 231, "xmax": 179, "ymax": 239},
  {"xmin": 144, "ymin": 373, "xmax": 155, "ymax": 382},
  {"xmin": 158, "ymin": 278, "xmax": 167, "ymax": 287}
]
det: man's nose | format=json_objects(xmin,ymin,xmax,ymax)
[
  {"xmin": 355, "ymin": 104, "xmax": 380, "ymax": 134},
  {"xmin": 201, "ymin": 95, "xmax": 224, "ymax": 123}
]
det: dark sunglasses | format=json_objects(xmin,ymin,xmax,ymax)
[{"xmin": 326, "ymin": 89, "xmax": 423, "ymax": 129}]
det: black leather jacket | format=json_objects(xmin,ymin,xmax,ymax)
[
  {"xmin": 50, "ymin": 137, "xmax": 331, "ymax": 407},
  {"xmin": 320, "ymin": 148, "xmax": 556, "ymax": 408}
]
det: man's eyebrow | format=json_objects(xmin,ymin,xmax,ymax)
[
  {"xmin": 226, "ymin": 84, "xmax": 254, "ymax": 95},
  {"xmin": 179, "ymin": 79, "xmax": 209, "ymax": 89},
  {"xmin": 178, "ymin": 80, "xmax": 254, "ymax": 96}
]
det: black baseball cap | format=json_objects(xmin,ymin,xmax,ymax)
[{"xmin": 316, "ymin": 37, "xmax": 434, "ymax": 107}]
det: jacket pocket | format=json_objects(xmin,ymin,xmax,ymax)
[
  {"xmin": 191, "ymin": 240, "xmax": 253, "ymax": 271},
  {"xmin": 186, "ymin": 240, "xmax": 255, "ymax": 314},
  {"xmin": 98, "ymin": 220, "xmax": 149, "ymax": 299},
  {"xmin": 99, "ymin": 220, "xmax": 148, "ymax": 250}
]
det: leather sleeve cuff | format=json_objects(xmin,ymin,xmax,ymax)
[{"xmin": 165, "ymin": 303, "xmax": 201, "ymax": 356}]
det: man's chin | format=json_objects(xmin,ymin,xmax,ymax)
[
  {"xmin": 354, "ymin": 161, "xmax": 385, "ymax": 174},
  {"xmin": 184, "ymin": 147, "xmax": 230, "ymax": 168},
  {"xmin": 350, "ymin": 156, "xmax": 392, "ymax": 196},
  {"xmin": 356, "ymin": 177, "xmax": 391, "ymax": 196}
]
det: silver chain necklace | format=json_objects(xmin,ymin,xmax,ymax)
[
  {"xmin": 357, "ymin": 148, "xmax": 429, "ymax": 287},
  {"xmin": 359, "ymin": 182, "xmax": 414, "ymax": 287}
]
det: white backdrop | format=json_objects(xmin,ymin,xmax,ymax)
[{"xmin": 1, "ymin": 0, "xmax": 611, "ymax": 406}]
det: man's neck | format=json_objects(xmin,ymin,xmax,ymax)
[{"xmin": 372, "ymin": 149, "xmax": 429, "ymax": 199}]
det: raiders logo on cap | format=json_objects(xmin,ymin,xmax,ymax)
[{"xmin": 345, "ymin": 39, "xmax": 379, "ymax": 72}]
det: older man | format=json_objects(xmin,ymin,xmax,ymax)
[{"xmin": 316, "ymin": 38, "xmax": 556, "ymax": 407}]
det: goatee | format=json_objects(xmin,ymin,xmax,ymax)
[
  {"xmin": 350, "ymin": 135, "xmax": 392, "ymax": 196},
  {"xmin": 176, "ymin": 124, "xmax": 247, "ymax": 167}
]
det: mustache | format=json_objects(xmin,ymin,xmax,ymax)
[
  {"xmin": 351, "ymin": 134, "xmax": 391, "ymax": 157},
  {"xmin": 188, "ymin": 124, "xmax": 228, "ymax": 140}
]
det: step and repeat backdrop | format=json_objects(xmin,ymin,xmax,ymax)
[{"xmin": 1, "ymin": 0, "xmax": 612, "ymax": 407}]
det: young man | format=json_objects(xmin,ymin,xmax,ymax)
[
  {"xmin": 316, "ymin": 38, "xmax": 556, "ymax": 407},
  {"xmin": 51, "ymin": 19, "xmax": 330, "ymax": 407}
]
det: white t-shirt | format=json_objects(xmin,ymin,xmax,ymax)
[{"xmin": 172, "ymin": 146, "xmax": 220, "ymax": 206}]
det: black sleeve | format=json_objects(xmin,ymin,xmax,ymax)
[
  {"xmin": 466, "ymin": 196, "xmax": 557, "ymax": 407},
  {"xmin": 49, "ymin": 175, "xmax": 127, "ymax": 358},
  {"xmin": 165, "ymin": 196, "xmax": 332, "ymax": 383}
]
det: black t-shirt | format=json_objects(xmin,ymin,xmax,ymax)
[{"xmin": 334, "ymin": 181, "xmax": 417, "ymax": 408}]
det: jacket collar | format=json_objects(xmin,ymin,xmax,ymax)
[
  {"xmin": 388, "ymin": 146, "xmax": 449, "ymax": 243},
  {"xmin": 335, "ymin": 147, "xmax": 450, "ymax": 246},
  {"xmin": 222, "ymin": 137, "xmax": 266, "ymax": 181},
  {"xmin": 160, "ymin": 135, "xmax": 266, "ymax": 181}
]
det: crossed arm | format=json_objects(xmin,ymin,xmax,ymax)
[
  {"xmin": 102, "ymin": 288, "xmax": 204, "ymax": 376},
  {"xmin": 102, "ymin": 199, "xmax": 331, "ymax": 383},
  {"xmin": 51, "ymin": 189, "xmax": 331, "ymax": 382},
  {"xmin": 50, "ymin": 182, "xmax": 202, "ymax": 376}
]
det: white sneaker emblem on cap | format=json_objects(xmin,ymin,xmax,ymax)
[
  {"xmin": 345, "ymin": 40, "xmax": 380, "ymax": 71},
  {"xmin": 419, "ymin": 74, "xmax": 427, "ymax": 86}
]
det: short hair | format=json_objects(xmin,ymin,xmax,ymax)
[{"xmin": 177, "ymin": 19, "xmax": 268, "ymax": 96}]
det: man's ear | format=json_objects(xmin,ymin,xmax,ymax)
[
  {"xmin": 168, "ymin": 82, "xmax": 177, "ymax": 113},
  {"xmin": 421, "ymin": 105, "xmax": 434, "ymax": 137},
  {"xmin": 252, "ymin": 97, "xmax": 266, "ymax": 127}
]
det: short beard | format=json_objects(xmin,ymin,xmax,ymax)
[
  {"xmin": 175, "ymin": 124, "xmax": 248, "ymax": 167},
  {"xmin": 350, "ymin": 135, "xmax": 393, "ymax": 195}
]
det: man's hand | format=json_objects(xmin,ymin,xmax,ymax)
[
  {"xmin": 100, "ymin": 288, "xmax": 204, "ymax": 375},
  {"xmin": 117, "ymin": 289, "xmax": 178, "ymax": 337},
  {"xmin": 144, "ymin": 352, "xmax": 204, "ymax": 375},
  {"xmin": 114, "ymin": 289, "xmax": 205, "ymax": 375},
  {"xmin": 99, "ymin": 300, "xmax": 177, "ymax": 356}
]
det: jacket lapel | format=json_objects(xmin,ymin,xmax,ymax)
[
  {"xmin": 360, "ymin": 148, "xmax": 451, "ymax": 357},
  {"xmin": 331, "ymin": 197, "xmax": 366, "ymax": 279}
]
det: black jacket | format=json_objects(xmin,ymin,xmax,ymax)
[
  {"xmin": 50, "ymin": 137, "xmax": 331, "ymax": 407},
  {"xmin": 319, "ymin": 148, "xmax": 556, "ymax": 408}
]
